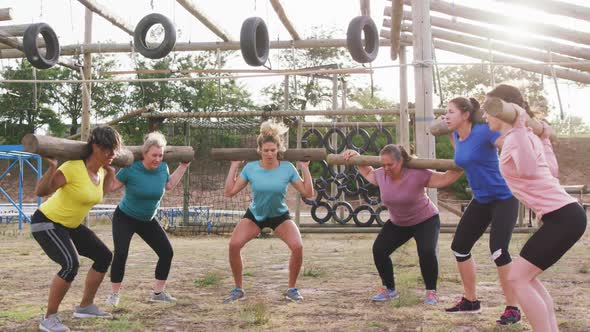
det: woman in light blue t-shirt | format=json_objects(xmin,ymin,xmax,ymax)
[
  {"xmin": 223, "ymin": 120, "xmax": 314, "ymax": 303},
  {"xmin": 106, "ymin": 132, "xmax": 190, "ymax": 307}
]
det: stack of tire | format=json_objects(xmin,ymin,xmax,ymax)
[{"xmin": 300, "ymin": 126, "xmax": 394, "ymax": 227}]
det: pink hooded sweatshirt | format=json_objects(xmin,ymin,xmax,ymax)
[{"xmin": 499, "ymin": 111, "xmax": 575, "ymax": 218}]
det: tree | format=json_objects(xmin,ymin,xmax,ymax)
[
  {"xmin": 0, "ymin": 60, "xmax": 63, "ymax": 143},
  {"xmin": 438, "ymin": 65, "xmax": 550, "ymax": 117},
  {"xmin": 548, "ymin": 114, "xmax": 590, "ymax": 136}
]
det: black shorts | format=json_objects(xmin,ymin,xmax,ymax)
[
  {"xmin": 520, "ymin": 202, "xmax": 587, "ymax": 271},
  {"xmin": 243, "ymin": 209, "xmax": 291, "ymax": 230}
]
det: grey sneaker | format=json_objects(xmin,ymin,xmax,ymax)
[
  {"xmin": 105, "ymin": 293, "xmax": 120, "ymax": 307},
  {"xmin": 223, "ymin": 287, "xmax": 246, "ymax": 304},
  {"xmin": 73, "ymin": 304, "xmax": 112, "ymax": 318},
  {"xmin": 424, "ymin": 290, "xmax": 438, "ymax": 305},
  {"xmin": 286, "ymin": 288, "xmax": 304, "ymax": 302},
  {"xmin": 39, "ymin": 314, "xmax": 70, "ymax": 332},
  {"xmin": 150, "ymin": 292, "xmax": 176, "ymax": 303}
]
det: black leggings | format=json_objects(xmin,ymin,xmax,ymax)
[
  {"xmin": 31, "ymin": 210, "xmax": 112, "ymax": 282},
  {"xmin": 372, "ymin": 215, "xmax": 440, "ymax": 290},
  {"xmin": 110, "ymin": 207, "xmax": 173, "ymax": 283},
  {"xmin": 520, "ymin": 202, "xmax": 587, "ymax": 271},
  {"xmin": 451, "ymin": 196, "xmax": 519, "ymax": 267}
]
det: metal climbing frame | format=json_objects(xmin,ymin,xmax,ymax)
[{"xmin": 0, "ymin": 145, "xmax": 42, "ymax": 230}]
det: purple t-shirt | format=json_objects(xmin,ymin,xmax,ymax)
[{"xmin": 374, "ymin": 168, "xmax": 439, "ymax": 227}]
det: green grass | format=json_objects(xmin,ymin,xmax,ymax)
[
  {"xmin": 240, "ymin": 302, "xmax": 269, "ymax": 326},
  {"xmin": 0, "ymin": 304, "xmax": 40, "ymax": 322},
  {"xmin": 303, "ymin": 265, "xmax": 325, "ymax": 278},
  {"xmin": 193, "ymin": 271, "xmax": 222, "ymax": 288},
  {"xmin": 104, "ymin": 315, "xmax": 144, "ymax": 331}
]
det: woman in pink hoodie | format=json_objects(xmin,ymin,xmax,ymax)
[{"xmin": 483, "ymin": 84, "xmax": 587, "ymax": 332}]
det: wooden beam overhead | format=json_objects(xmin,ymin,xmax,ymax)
[
  {"xmin": 495, "ymin": 0, "xmax": 590, "ymax": 23},
  {"xmin": 0, "ymin": 8, "xmax": 13, "ymax": 21},
  {"xmin": 383, "ymin": 8, "xmax": 590, "ymax": 61},
  {"xmin": 77, "ymin": 0, "xmax": 134, "ymax": 36},
  {"xmin": 269, "ymin": 0, "xmax": 301, "ymax": 40},
  {"xmin": 0, "ymin": 24, "xmax": 31, "ymax": 37},
  {"xmin": 176, "ymin": 0, "xmax": 233, "ymax": 42},
  {"xmin": 400, "ymin": 0, "xmax": 590, "ymax": 46},
  {"xmin": 389, "ymin": 0, "xmax": 403, "ymax": 60}
]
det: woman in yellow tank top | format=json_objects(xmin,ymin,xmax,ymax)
[{"xmin": 31, "ymin": 126, "xmax": 121, "ymax": 332}]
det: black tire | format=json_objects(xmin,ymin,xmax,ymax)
[
  {"xmin": 352, "ymin": 205, "xmax": 376, "ymax": 227},
  {"xmin": 346, "ymin": 16, "xmax": 379, "ymax": 63},
  {"xmin": 311, "ymin": 201, "xmax": 333, "ymax": 224},
  {"xmin": 240, "ymin": 17, "xmax": 269, "ymax": 66},
  {"xmin": 134, "ymin": 13, "xmax": 177, "ymax": 59},
  {"xmin": 346, "ymin": 128, "xmax": 371, "ymax": 154},
  {"xmin": 369, "ymin": 127, "xmax": 394, "ymax": 153},
  {"xmin": 302, "ymin": 190, "xmax": 323, "ymax": 206},
  {"xmin": 309, "ymin": 160, "xmax": 334, "ymax": 180},
  {"xmin": 375, "ymin": 205, "xmax": 389, "ymax": 226},
  {"xmin": 342, "ymin": 168, "xmax": 362, "ymax": 196},
  {"xmin": 322, "ymin": 178, "xmax": 343, "ymax": 201},
  {"xmin": 323, "ymin": 128, "xmax": 347, "ymax": 154},
  {"xmin": 301, "ymin": 128, "xmax": 324, "ymax": 148},
  {"xmin": 360, "ymin": 180, "xmax": 381, "ymax": 205},
  {"xmin": 23, "ymin": 23, "xmax": 60, "ymax": 69},
  {"xmin": 332, "ymin": 201, "xmax": 354, "ymax": 225}
]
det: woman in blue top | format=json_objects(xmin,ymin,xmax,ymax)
[
  {"xmin": 223, "ymin": 120, "xmax": 314, "ymax": 303},
  {"xmin": 105, "ymin": 132, "xmax": 190, "ymax": 306},
  {"xmin": 444, "ymin": 96, "xmax": 521, "ymax": 325}
]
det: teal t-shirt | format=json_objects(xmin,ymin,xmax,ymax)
[
  {"xmin": 116, "ymin": 161, "xmax": 170, "ymax": 221},
  {"xmin": 240, "ymin": 161, "xmax": 301, "ymax": 221}
]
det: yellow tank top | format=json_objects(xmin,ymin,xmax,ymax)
[{"xmin": 39, "ymin": 160, "xmax": 105, "ymax": 228}]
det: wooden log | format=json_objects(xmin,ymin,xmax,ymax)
[
  {"xmin": 401, "ymin": 0, "xmax": 590, "ymax": 47},
  {"xmin": 482, "ymin": 97, "xmax": 546, "ymax": 136},
  {"xmin": 301, "ymin": 121, "xmax": 398, "ymax": 128},
  {"xmin": 22, "ymin": 134, "xmax": 134, "ymax": 167},
  {"xmin": 0, "ymin": 8, "xmax": 13, "ymax": 21},
  {"xmin": 126, "ymin": 146, "xmax": 194, "ymax": 163},
  {"xmin": 0, "ymin": 24, "xmax": 30, "ymax": 37},
  {"xmin": 143, "ymin": 108, "xmax": 445, "ymax": 119},
  {"xmin": 21, "ymin": 134, "xmax": 194, "ymax": 167},
  {"xmin": 389, "ymin": 0, "xmax": 403, "ymax": 60},
  {"xmin": 176, "ymin": 0, "xmax": 233, "ymax": 42},
  {"xmin": 327, "ymin": 154, "xmax": 461, "ymax": 171},
  {"xmin": 0, "ymin": 37, "xmax": 44, "ymax": 50},
  {"xmin": 495, "ymin": 0, "xmax": 590, "ymax": 23},
  {"xmin": 394, "ymin": 21, "xmax": 590, "ymax": 74},
  {"xmin": 210, "ymin": 148, "xmax": 326, "ymax": 161},
  {"xmin": 388, "ymin": 10, "xmax": 590, "ymax": 62},
  {"xmin": 270, "ymin": 0, "xmax": 301, "ymax": 40},
  {"xmin": 77, "ymin": 0, "xmax": 134, "ymax": 36}
]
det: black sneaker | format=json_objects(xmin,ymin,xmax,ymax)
[
  {"xmin": 445, "ymin": 296, "xmax": 482, "ymax": 314},
  {"xmin": 496, "ymin": 306, "xmax": 521, "ymax": 325}
]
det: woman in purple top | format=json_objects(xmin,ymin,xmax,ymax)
[{"xmin": 343, "ymin": 145, "xmax": 462, "ymax": 305}]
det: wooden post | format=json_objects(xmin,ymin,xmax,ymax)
[
  {"xmin": 389, "ymin": 0, "xmax": 403, "ymax": 60},
  {"xmin": 0, "ymin": 8, "xmax": 13, "ymax": 21},
  {"xmin": 183, "ymin": 122, "xmax": 190, "ymax": 224},
  {"xmin": 81, "ymin": 8, "xmax": 93, "ymax": 141},
  {"xmin": 295, "ymin": 119, "xmax": 303, "ymax": 227},
  {"xmin": 411, "ymin": 0, "xmax": 437, "ymax": 205},
  {"xmin": 398, "ymin": 46, "xmax": 410, "ymax": 148}
]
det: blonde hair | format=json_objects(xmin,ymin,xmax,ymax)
[
  {"xmin": 257, "ymin": 120, "xmax": 288, "ymax": 154},
  {"xmin": 142, "ymin": 131, "xmax": 167, "ymax": 154}
]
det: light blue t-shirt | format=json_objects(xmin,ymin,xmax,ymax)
[
  {"xmin": 240, "ymin": 161, "xmax": 301, "ymax": 221},
  {"xmin": 116, "ymin": 161, "xmax": 170, "ymax": 221},
  {"xmin": 454, "ymin": 123, "xmax": 513, "ymax": 203}
]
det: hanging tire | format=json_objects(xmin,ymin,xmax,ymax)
[
  {"xmin": 311, "ymin": 201, "xmax": 333, "ymax": 224},
  {"xmin": 301, "ymin": 128, "xmax": 324, "ymax": 148},
  {"xmin": 134, "ymin": 13, "xmax": 177, "ymax": 59},
  {"xmin": 23, "ymin": 23, "xmax": 60, "ymax": 69},
  {"xmin": 322, "ymin": 178, "xmax": 343, "ymax": 201},
  {"xmin": 352, "ymin": 205, "xmax": 376, "ymax": 227},
  {"xmin": 323, "ymin": 127, "xmax": 347, "ymax": 154},
  {"xmin": 240, "ymin": 17, "xmax": 269, "ymax": 67},
  {"xmin": 375, "ymin": 205, "xmax": 389, "ymax": 226},
  {"xmin": 332, "ymin": 201, "xmax": 354, "ymax": 225},
  {"xmin": 346, "ymin": 128, "xmax": 371, "ymax": 154},
  {"xmin": 369, "ymin": 127, "xmax": 394, "ymax": 153},
  {"xmin": 346, "ymin": 16, "xmax": 379, "ymax": 63}
]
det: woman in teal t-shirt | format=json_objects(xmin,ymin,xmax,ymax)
[
  {"xmin": 105, "ymin": 132, "xmax": 189, "ymax": 307},
  {"xmin": 223, "ymin": 120, "xmax": 314, "ymax": 303}
]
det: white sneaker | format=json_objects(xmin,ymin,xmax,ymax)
[
  {"xmin": 39, "ymin": 314, "xmax": 70, "ymax": 332},
  {"xmin": 106, "ymin": 293, "xmax": 120, "ymax": 307},
  {"xmin": 73, "ymin": 304, "xmax": 112, "ymax": 318},
  {"xmin": 150, "ymin": 291, "xmax": 177, "ymax": 303}
]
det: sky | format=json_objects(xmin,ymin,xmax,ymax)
[{"xmin": 1, "ymin": 0, "xmax": 590, "ymax": 123}]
